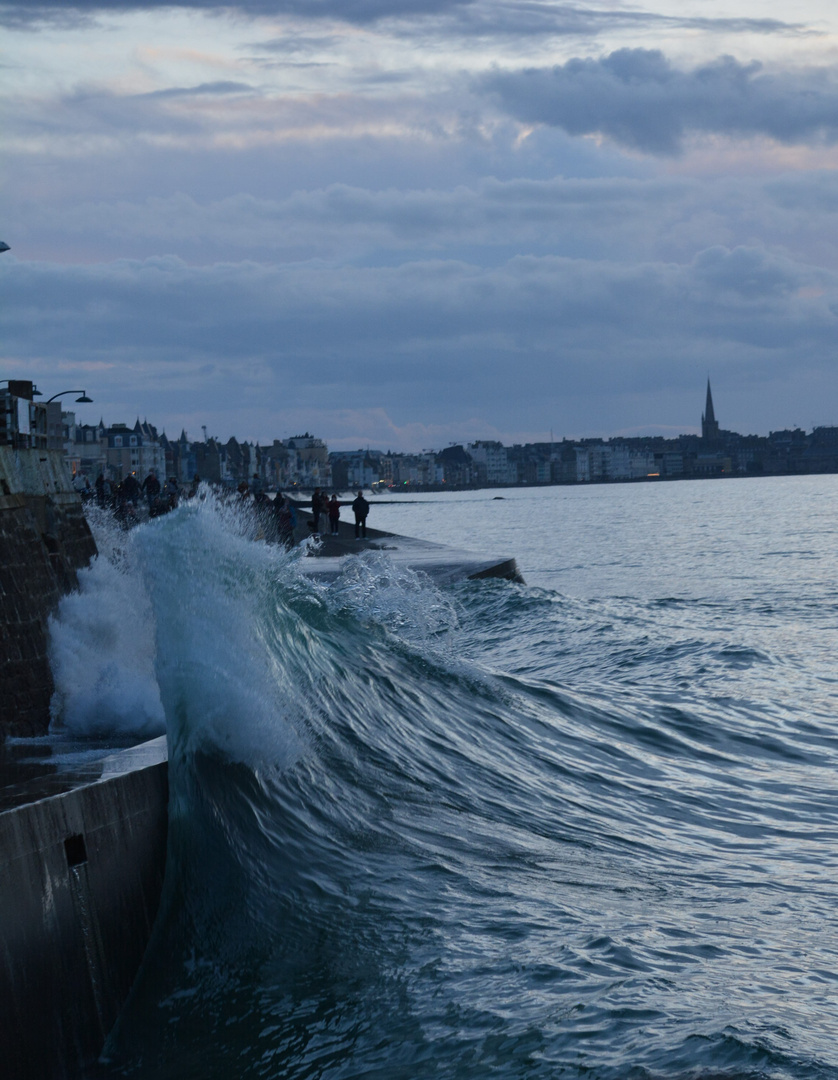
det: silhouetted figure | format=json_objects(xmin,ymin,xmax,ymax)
[
  {"xmin": 311, "ymin": 487, "xmax": 322, "ymax": 533},
  {"xmin": 251, "ymin": 472, "xmax": 267, "ymax": 503},
  {"xmin": 122, "ymin": 472, "xmax": 140, "ymax": 506},
  {"xmin": 114, "ymin": 474, "xmax": 139, "ymax": 528},
  {"xmin": 142, "ymin": 470, "xmax": 161, "ymax": 509},
  {"xmin": 352, "ymin": 490, "xmax": 369, "ymax": 539},
  {"xmin": 328, "ymin": 494, "xmax": 340, "ymax": 535},
  {"xmin": 274, "ymin": 492, "xmax": 297, "ymax": 549}
]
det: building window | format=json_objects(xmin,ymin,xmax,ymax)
[
  {"xmin": 113, "ymin": 436, "xmax": 122, "ymax": 448},
  {"xmin": 130, "ymin": 435, "xmax": 137, "ymax": 447}
]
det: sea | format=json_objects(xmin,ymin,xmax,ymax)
[{"xmin": 43, "ymin": 475, "xmax": 838, "ymax": 1079}]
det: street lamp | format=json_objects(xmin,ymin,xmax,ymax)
[{"xmin": 46, "ymin": 390, "xmax": 93, "ymax": 404}]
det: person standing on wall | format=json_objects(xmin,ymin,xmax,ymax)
[
  {"xmin": 142, "ymin": 469, "xmax": 161, "ymax": 510},
  {"xmin": 352, "ymin": 490, "xmax": 370, "ymax": 539},
  {"xmin": 311, "ymin": 487, "xmax": 322, "ymax": 533},
  {"xmin": 328, "ymin": 494, "xmax": 341, "ymax": 535}
]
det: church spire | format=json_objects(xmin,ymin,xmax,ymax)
[{"xmin": 702, "ymin": 378, "xmax": 720, "ymax": 440}]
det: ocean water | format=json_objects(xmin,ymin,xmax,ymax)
[{"xmin": 47, "ymin": 478, "xmax": 838, "ymax": 1079}]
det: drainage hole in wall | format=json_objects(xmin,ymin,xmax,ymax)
[{"xmin": 64, "ymin": 834, "xmax": 87, "ymax": 867}]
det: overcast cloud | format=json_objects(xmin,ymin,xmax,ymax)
[
  {"xmin": 485, "ymin": 50, "xmax": 838, "ymax": 154},
  {"xmin": 2, "ymin": 0, "xmax": 838, "ymax": 447}
]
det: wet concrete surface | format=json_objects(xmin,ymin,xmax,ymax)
[
  {"xmin": 0, "ymin": 736, "xmax": 145, "ymax": 814},
  {"xmin": 294, "ymin": 516, "xmax": 524, "ymax": 586}
]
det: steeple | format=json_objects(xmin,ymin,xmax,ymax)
[{"xmin": 702, "ymin": 379, "xmax": 720, "ymax": 440}]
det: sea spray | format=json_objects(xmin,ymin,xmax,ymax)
[{"xmin": 48, "ymin": 504, "xmax": 165, "ymax": 738}]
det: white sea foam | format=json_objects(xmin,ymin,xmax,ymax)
[
  {"xmin": 314, "ymin": 548, "xmax": 460, "ymax": 645},
  {"xmin": 48, "ymin": 509, "xmax": 165, "ymax": 738}
]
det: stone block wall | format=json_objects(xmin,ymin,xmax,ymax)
[{"xmin": 0, "ymin": 448, "xmax": 97, "ymax": 738}]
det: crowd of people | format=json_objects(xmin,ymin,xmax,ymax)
[
  {"xmin": 81, "ymin": 469, "xmax": 193, "ymax": 524},
  {"xmin": 310, "ymin": 488, "xmax": 370, "ymax": 538},
  {"xmin": 73, "ymin": 468, "xmax": 372, "ymax": 545}
]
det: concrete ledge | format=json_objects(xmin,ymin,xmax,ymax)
[
  {"xmin": 289, "ymin": 504, "xmax": 524, "ymax": 584},
  {"xmin": 299, "ymin": 533, "xmax": 525, "ymax": 585},
  {"xmin": 0, "ymin": 737, "xmax": 168, "ymax": 1080}
]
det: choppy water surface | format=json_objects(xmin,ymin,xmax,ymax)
[{"xmin": 49, "ymin": 478, "xmax": 838, "ymax": 1079}]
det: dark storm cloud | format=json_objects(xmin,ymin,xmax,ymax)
[
  {"xmin": 414, "ymin": 2, "xmax": 805, "ymax": 41},
  {"xmin": 484, "ymin": 49, "xmax": 838, "ymax": 154},
  {"xmin": 0, "ymin": 0, "xmax": 806, "ymax": 35},
  {"xmin": 0, "ymin": 0, "xmax": 472, "ymax": 29}
]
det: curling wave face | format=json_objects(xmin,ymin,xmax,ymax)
[{"xmin": 49, "ymin": 486, "xmax": 838, "ymax": 1079}]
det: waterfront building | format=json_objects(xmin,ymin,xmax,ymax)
[
  {"xmin": 329, "ymin": 450, "xmax": 382, "ymax": 490},
  {"xmin": 259, "ymin": 441, "xmax": 291, "ymax": 491},
  {"xmin": 467, "ymin": 441, "xmax": 515, "ymax": 486},
  {"xmin": 100, "ymin": 421, "xmax": 167, "ymax": 482},
  {"xmin": 284, "ymin": 433, "xmax": 331, "ymax": 489},
  {"xmin": 63, "ymin": 416, "xmax": 107, "ymax": 480},
  {"xmin": 436, "ymin": 445, "xmax": 475, "ymax": 487},
  {"xmin": 386, "ymin": 451, "xmax": 443, "ymax": 488},
  {"xmin": 0, "ymin": 381, "xmax": 49, "ymax": 450}
]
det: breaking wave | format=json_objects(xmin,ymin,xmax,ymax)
[{"xmin": 44, "ymin": 489, "xmax": 838, "ymax": 1080}]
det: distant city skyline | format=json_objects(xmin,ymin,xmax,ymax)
[
  {"xmin": 3, "ymin": 0, "xmax": 838, "ymax": 449},
  {"xmin": 4, "ymin": 371, "xmax": 832, "ymax": 457},
  {"xmin": 54, "ymin": 378, "xmax": 830, "ymax": 456}
]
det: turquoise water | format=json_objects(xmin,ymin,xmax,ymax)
[{"xmin": 53, "ymin": 478, "xmax": 838, "ymax": 1078}]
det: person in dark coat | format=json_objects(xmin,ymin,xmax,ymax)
[
  {"xmin": 121, "ymin": 472, "xmax": 140, "ymax": 505},
  {"xmin": 352, "ymin": 490, "xmax": 369, "ymax": 539},
  {"xmin": 311, "ymin": 487, "xmax": 322, "ymax": 533},
  {"xmin": 328, "ymin": 494, "xmax": 341, "ymax": 535},
  {"xmin": 142, "ymin": 469, "xmax": 161, "ymax": 509},
  {"xmin": 274, "ymin": 491, "xmax": 297, "ymax": 549}
]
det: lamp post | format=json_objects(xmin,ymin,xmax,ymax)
[
  {"xmin": 43, "ymin": 392, "xmax": 93, "ymax": 454},
  {"xmin": 45, "ymin": 390, "xmax": 93, "ymax": 404}
]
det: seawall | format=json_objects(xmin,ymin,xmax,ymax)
[
  {"xmin": 0, "ymin": 447, "xmax": 97, "ymax": 737},
  {"xmin": 289, "ymin": 500, "xmax": 525, "ymax": 584},
  {"xmin": 0, "ymin": 737, "xmax": 168, "ymax": 1080}
]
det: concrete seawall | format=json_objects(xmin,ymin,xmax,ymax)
[
  {"xmin": 0, "ymin": 737, "xmax": 168, "ymax": 1080},
  {"xmin": 289, "ymin": 500, "xmax": 525, "ymax": 584}
]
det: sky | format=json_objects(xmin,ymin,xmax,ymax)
[{"xmin": 2, "ymin": 0, "xmax": 838, "ymax": 450}]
